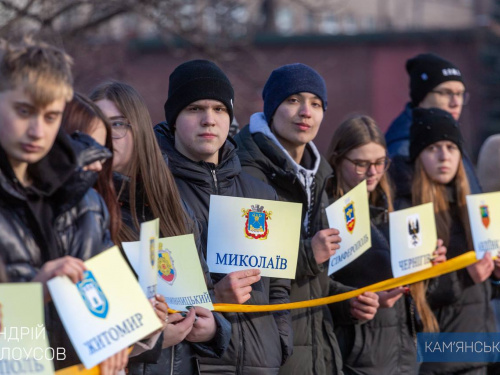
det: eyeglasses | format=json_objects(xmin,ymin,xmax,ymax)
[
  {"xmin": 429, "ymin": 89, "xmax": 470, "ymax": 105},
  {"xmin": 111, "ymin": 121, "xmax": 132, "ymax": 139},
  {"xmin": 344, "ymin": 156, "xmax": 391, "ymax": 175}
]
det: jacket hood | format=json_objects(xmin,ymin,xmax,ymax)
[
  {"xmin": 235, "ymin": 120, "xmax": 332, "ymax": 188},
  {"xmin": 249, "ymin": 112, "xmax": 321, "ymax": 177},
  {"xmin": 154, "ymin": 121, "xmax": 242, "ymax": 187}
]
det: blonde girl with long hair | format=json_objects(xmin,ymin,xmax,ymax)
[
  {"xmin": 327, "ymin": 115, "xmax": 446, "ymax": 375},
  {"xmin": 396, "ymin": 107, "xmax": 499, "ymax": 375}
]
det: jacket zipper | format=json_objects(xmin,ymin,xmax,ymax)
[
  {"xmin": 170, "ymin": 344, "xmax": 175, "ymax": 375},
  {"xmin": 236, "ymin": 314, "xmax": 244, "ymax": 375},
  {"xmin": 211, "ymin": 169, "xmax": 219, "ymax": 194}
]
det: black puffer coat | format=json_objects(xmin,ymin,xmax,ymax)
[
  {"xmin": 234, "ymin": 124, "xmax": 353, "ymax": 375},
  {"xmin": 330, "ymin": 191, "xmax": 417, "ymax": 375},
  {"xmin": 391, "ymin": 156, "xmax": 496, "ymax": 375},
  {"xmin": 155, "ymin": 122, "xmax": 292, "ymax": 375},
  {"xmin": 114, "ymin": 173, "xmax": 232, "ymax": 375},
  {"xmin": 0, "ymin": 130, "xmax": 113, "ymax": 370}
]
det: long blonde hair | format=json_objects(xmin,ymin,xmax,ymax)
[
  {"xmin": 89, "ymin": 81, "xmax": 190, "ymax": 241},
  {"xmin": 327, "ymin": 115, "xmax": 393, "ymax": 210},
  {"xmin": 410, "ymin": 152, "xmax": 472, "ymax": 332}
]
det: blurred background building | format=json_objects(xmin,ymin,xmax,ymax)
[{"xmin": 1, "ymin": 0, "xmax": 498, "ymax": 156}]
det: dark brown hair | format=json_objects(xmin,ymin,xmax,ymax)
[
  {"xmin": 327, "ymin": 115, "xmax": 393, "ymax": 211},
  {"xmin": 61, "ymin": 92, "xmax": 121, "ymax": 245},
  {"xmin": 89, "ymin": 81, "xmax": 190, "ymax": 241}
]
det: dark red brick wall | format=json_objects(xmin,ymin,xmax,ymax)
[{"xmin": 71, "ymin": 30, "xmax": 486, "ymax": 158}]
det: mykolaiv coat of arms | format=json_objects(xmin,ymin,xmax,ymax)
[{"xmin": 242, "ymin": 204, "xmax": 272, "ymax": 240}]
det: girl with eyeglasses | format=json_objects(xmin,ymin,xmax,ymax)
[
  {"xmin": 326, "ymin": 115, "xmax": 447, "ymax": 375},
  {"xmin": 90, "ymin": 81, "xmax": 230, "ymax": 375},
  {"xmin": 394, "ymin": 108, "xmax": 499, "ymax": 375}
]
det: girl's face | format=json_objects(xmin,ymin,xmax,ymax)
[
  {"xmin": 95, "ymin": 99, "xmax": 133, "ymax": 176},
  {"xmin": 419, "ymin": 140, "xmax": 461, "ymax": 185},
  {"xmin": 340, "ymin": 142, "xmax": 388, "ymax": 193}
]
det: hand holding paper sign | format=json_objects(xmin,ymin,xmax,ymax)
[
  {"xmin": 98, "ymin": 348, "xmax": 128, "ymax": 375},
  {"xmin": 162, "ymin": 309, "xmax": 196, "ymax": 348},
  {"xmin": 214, "ymin": 269, "xmax": 262, "ymax": 304},
  {"xmin": 185, "ymin": 306, "xmax": 217, "ymax": 343},
  {"xmin": 151, "ymin": 294, "xmax": 169, "ymax": 333},
  {"xmin": 431, "ymin": 239, "xmax": 447, "ymax": 265},
  {"xmin": 311, "ymin": 228, "xmax": 342, "ymax": 264},
  {"xmin": 467, "ymin": 251, "xmax": 494, "ymax": 284},
  {"xmin": 33, "ymin": 256, "xmax": 86, "ymax": 302}
]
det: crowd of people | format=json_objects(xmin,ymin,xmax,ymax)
[{"xmin": 0, "ymin": 36, "xmax": 500, "ymax": 375}]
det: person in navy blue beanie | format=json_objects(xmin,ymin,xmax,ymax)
[
  {"xmin": 234, "ymin": 63, "xmax": 380, "ymax": 375},
  {"xmin": 262, "ymin": 63, "xmax": 328, "ymax": 123}
]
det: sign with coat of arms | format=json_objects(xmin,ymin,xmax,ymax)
[
  {"xmin": 48, "ymin": 247, "xmax": 161, "ymax": 369},
  {"xmin": 123, "ymin": 234, "xmax": 213, "ymax": 311},
  {"xmin": 466, "ymin": 192, "xmax": 500, "ymax": 259},
  {"xmin": 206, "ymin": 196, "xmax": 302, "ymax": 278},
  {"xmin": 390, "ymin": 202, "xmax": 437, "ymax": 277},
  {"xmin": 325, "ymin": 180, "xmax": 371, "ymax": 276}
]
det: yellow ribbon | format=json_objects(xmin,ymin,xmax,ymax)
[
  {"xmin": 168, "ymin": 251, "xmax": 479, "ymax": 314},
  {"xmin": 55, "ymin": 251, "xmax": 481, "ymax": 374},
  {"xmin": 55, "ymin": 364, "xmax": 99, "ymax": 374}
]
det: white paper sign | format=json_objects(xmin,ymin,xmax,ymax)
[
  {"xmin": 390, "ymin": 202, "xmax": 437, "ymax": 277},
  {"xmin": 206, "ymin": 195, "xmax": 302, "ymax": 278},
  {"xmin": 123, "ymin": 234, "xmax": 213, "ymax": 311},
  {"xmin": 139, "ymin": 218, "xmax": 159, "ymax": 299},
  {"xmin": 326, "ymin": 180, "xmax": 372, "ymax": 275},
  {"xmin": 48, "ymin": 247, "xmax": 161, "ymax": 369},
  {"xmin": 466, "ymin": 191, "xmax": 500, "ymax": 259}
]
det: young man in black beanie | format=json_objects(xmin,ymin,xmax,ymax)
[
  {"xmin": 155, "ymin": 59, "xmax": 292, "ymax": 374},
  {"xmin": 234, "ymin": 63, "xmax": 380, "ymax": 375},
  {"xmin": 385, "ymin": 53, "xmax": 482, "ymax": 194}
]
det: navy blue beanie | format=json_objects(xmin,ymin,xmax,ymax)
[{"xmin": 262, "ymin": 63, "xmax": 327, "ymax": 123}]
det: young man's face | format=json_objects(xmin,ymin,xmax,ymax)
[
  {"xmin": 174, "ymin": 99, "xmax": 230, "ymax": 165},
  {"xmin": 0, "ymin": 86, "xmax": 66, "ymax": 173},
  {"xmin": 418, "ymin": 81, "xmax": 466, "ymax": 121},
  {"xmin": 271, "ymin": 92, "xmax": 324, "ymax": 151}
]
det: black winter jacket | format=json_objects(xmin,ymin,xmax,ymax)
[
  {"xmin": 154, "ymin": 122, "xmax": 293, "ymax": 375},
  {"xmin": 0, "ymin": 130, "xmax": 114, "ymax": 370},
  {"xmin": 391, "ymin": 156, "xmax": 496, "ymax": 375},
  {"xmin": 113, "ymin": 173, "xmax": 232, "ymax": 375},
  {"xmin": 330, "ymin": 192, "xmax": 417, "ymax": 375},
  {"xmin": 234, "ymin": 124, "xmax": 353, "ymax": 375}
]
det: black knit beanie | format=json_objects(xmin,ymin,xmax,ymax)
[
  {"xmin": 262, "ymin": 63, "xmax": 327, "ymax": 123},
  {"xmin": 409, "ymin": 107, "xmax": 463, "ymax": 161},
  {"xmin": 406, "ymin": 53, "xmax": 464, "ymax": 106},
  {"xmin": 164, "ymin": 59, "xmax": 234, "ymax": 125}
]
